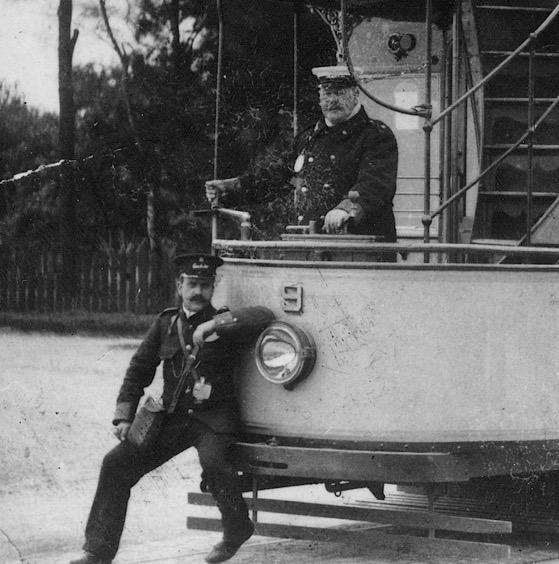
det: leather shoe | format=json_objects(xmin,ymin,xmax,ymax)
[
  {"xmin": 205, "ymin": 527, "xmax": 254, "ymax": 563},
  {"xmin": 69, "ymin": 551, "xmax": 111, "ymax": 564}
]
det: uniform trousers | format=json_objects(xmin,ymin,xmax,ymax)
[{"xmin": 83, "ymin": 414, "xmax": 252, "ymax": 561}]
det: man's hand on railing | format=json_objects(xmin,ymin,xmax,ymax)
[
  {"xmin": 205, "ymin": 177, "xmax": 241, "ymax": 204},
  {"xmin": 323, "ymin": 209, "xmax": 350, "ymax": 234}
]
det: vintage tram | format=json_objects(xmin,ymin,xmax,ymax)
[{"xmin": 189, "ymin": 0, "xmax": 559, "ymax": 553}]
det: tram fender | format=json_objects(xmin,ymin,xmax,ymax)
[{"xmin": 234, "ymin": 443, "xmax": 472, "ymax": 483}]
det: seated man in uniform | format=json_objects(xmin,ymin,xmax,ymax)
[
  {"xmin": 70, "ymin": 254, "xmax": 274, "ymax": 564},
  {"xmin": 205, "ymin": 65, "xmax": 398, "ymax": 240}
]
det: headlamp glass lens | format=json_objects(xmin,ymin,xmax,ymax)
[
  {"xmin": 260, "ymin": 331, "xmax": 297, "ymax": 374},
  {"xmin": 255, "ymin": 322, "xmax": 316, "ymax": 387}
]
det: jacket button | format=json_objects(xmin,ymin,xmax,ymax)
[{"xmin": 188, "ymin": 409, "xmax": 194, "ymax": 415}]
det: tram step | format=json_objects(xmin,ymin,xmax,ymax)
[
  {"xmin": 478, "ymin": 159, "xmax": 559, "ymax": 194},
  {"xmin": 189, "ymin": 491, "xmax": 511, "ymax": 535},
  {"xmin": 481, "ymin": 57, "xmax": 559, "ymax": 99},
  {"xmin": 477, "ymin": 1, "xmax": 556, "ymax": 10},
  {"xmin": 471, "ymin": 192, "xmax": 555, "ymax": 243},
  {"xmin": 484, "ymin": 102, "xmax": 559, "ymax": 146},
  {"xmin": 486, "ymin": 97, "xmax": 558, "ymax": 103},
  {"xmin": 354, "ymin": 491, "xmax": 559, "ymax": 534},
  {"xmin": 485, "ymin": 144, "xmax": 559, "ymax": 152},
  {"xmin": 494, "ymin": 193, "xmax": 559, "ymax": 262},
  {"xmin": 188, "ymin": 516, "xmax": 511, "ymax": 561},
  {"xmin": 470, "ymin": 238, "xmax": 519, "ymax": 247},
  {"xmin": 475, "ymin": 192, "xmax": 557, "ymax": 198}
]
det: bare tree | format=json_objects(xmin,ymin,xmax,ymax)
[
  {"xmin": 99, "ymin": 0, "xmax": 158, "ymax": 253},
  {"xmin": 99, "ymin": 0, "xmax": 163, "ymax": 307},
  {"xmin": 58, "ymin": 0, "xmax": 79, "ymax": 304},
  {"xmin": 59, "ymin": 0, "xmax": 79, "ymax": 159}
]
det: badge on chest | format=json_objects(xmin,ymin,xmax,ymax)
[{"xmin": 193, "ymin": 377, "xmax": 212, "ymax": 402}]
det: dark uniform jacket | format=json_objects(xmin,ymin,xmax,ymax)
[
  {"xmin": 292, "ymin": 107, "xmax": 398, "ymax": 241},
  {"xmin": 113, "ymin": 305, "xmax": 274, "ymax": 434},
  {"xmin": 238, "ymin": 106, "xmax": 398, "ymax": 240}
]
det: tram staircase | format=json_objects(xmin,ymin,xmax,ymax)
[{"xmin": 467, "ymin": 0, "xmax": 559, "ymax": 260}]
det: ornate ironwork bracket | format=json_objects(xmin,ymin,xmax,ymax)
[{"xmin": 308, "ymin": 5, "xmax": 360, "ymax": 63}]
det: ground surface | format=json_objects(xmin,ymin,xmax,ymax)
[
  {"xmin": 3, "ymin": 328, "xmax": 559, "ymax": 564},
  {"xmin": 0, "ymin": 328, "xmax": 198, "ymax": 562}
]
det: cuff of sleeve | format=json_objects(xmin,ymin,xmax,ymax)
[
  {"xmin": 113, "ymin": 402, "xmax": 135, "ymax": 425},
  {"xmin": 214, "ymin": 311, "xmax": 237, "ymax": 334},
  {"xmin": 336, "ymin": 200, "xmax": 365, "ymax": 224}
]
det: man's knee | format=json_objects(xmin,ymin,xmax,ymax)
[
  {"xmin": 99, "ymin": 442, "xmax": 140, "ymax": 477},
  {"xmin": 199, "ymin": 447, "xmax": 230, "ymax": 475}
]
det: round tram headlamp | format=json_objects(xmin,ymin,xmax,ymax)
[{"xmin": 254, "ymin": 321, "xmax": 316, "ymax": 389}]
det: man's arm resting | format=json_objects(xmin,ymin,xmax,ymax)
[{"xmin": 214, "ymin": 306, "xmax": 275, "ymax": 338}]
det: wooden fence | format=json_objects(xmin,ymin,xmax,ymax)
[{"xmin": 0, "ymin": 241, "xmax": 177, "ymax": 314}]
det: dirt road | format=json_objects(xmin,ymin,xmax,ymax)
[{"xmin": 2, "ymin": 329, "xmax": 559, "ymax": 564}]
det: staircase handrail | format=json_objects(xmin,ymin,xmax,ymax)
[
  {"xmin": 432, "ymin": 3, "xmax": 559, "ymax": 127},
  {"xmin": 421, "ymin": 0, "xmax": 559, "ymax": 248},
  {"xmin": 429, "ymin": 91, "xmax": 559, "ymax": 222}
]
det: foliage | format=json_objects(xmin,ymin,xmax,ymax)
[
  {"xmin": 1, "ymin": 0, "xmax": 335, "ymax": 251},
  {"xmin": 0, "ymin": 84, "xmax": 58, "ymax": 180},
  {"xmin": 0, "ymin": 83, "xmax": 59, "ymax": 245}
]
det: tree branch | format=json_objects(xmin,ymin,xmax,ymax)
[
  {"xmin": 70, "ymin": 28, "xmax": 79, "ymax": 52},
  {"xmin": 99, "ymin": 0, "xmax": 127, "ymax": 68}
]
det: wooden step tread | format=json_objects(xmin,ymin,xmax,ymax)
[
  {"xmin": 353, "ymin": 492, "xmax": 559, "ymax": 531},
  {"xmin": 485, "ymin": 97, "xmax": 558, "ymax": 103},
  {"xmin": 478, "ymin": 191, "xmax": 558, "ymax": 198},
  {"xmin": 477, "ymin": 6, "xmax": 553, "ymax": 12},
  {"xmin": 485, "ymin": 143, "xmax": 559, "ymax": 150},
  {"xmin": 471, "ymin": 238, "xmax": 521, "ymax": 246},
  {"xmin": 482, "ymin": 51, "xmax": 559, "ymax": 58}
]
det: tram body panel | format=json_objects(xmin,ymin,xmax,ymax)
[{"xmin": 213, "ymin": 261, "xmax": 559, "ymax": 445}]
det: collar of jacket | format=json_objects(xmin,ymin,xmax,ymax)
[
  {"xmin": 314, "ymin": 106, "xmax": 370, "ymax": 139},
  {"xmin": 179, "ymin": 304, "xmax": 216, "ymax": 326}
]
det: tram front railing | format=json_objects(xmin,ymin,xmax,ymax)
[{"xmin": 213, "ymin": 238, "xmax": 559, "ymax": 263}]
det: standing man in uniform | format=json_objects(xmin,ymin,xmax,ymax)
[
  {"xmin": 70, "ymin": 254, "xmax": 274, "ymax": 564},
  {"xmin": 205, "ymin": 65, "xmax": 399, "ymax": 241}
]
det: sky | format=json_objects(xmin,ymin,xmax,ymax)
[{"xmin": 0, "ymin": 0, "xmax": 118, "ymax": 114}]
